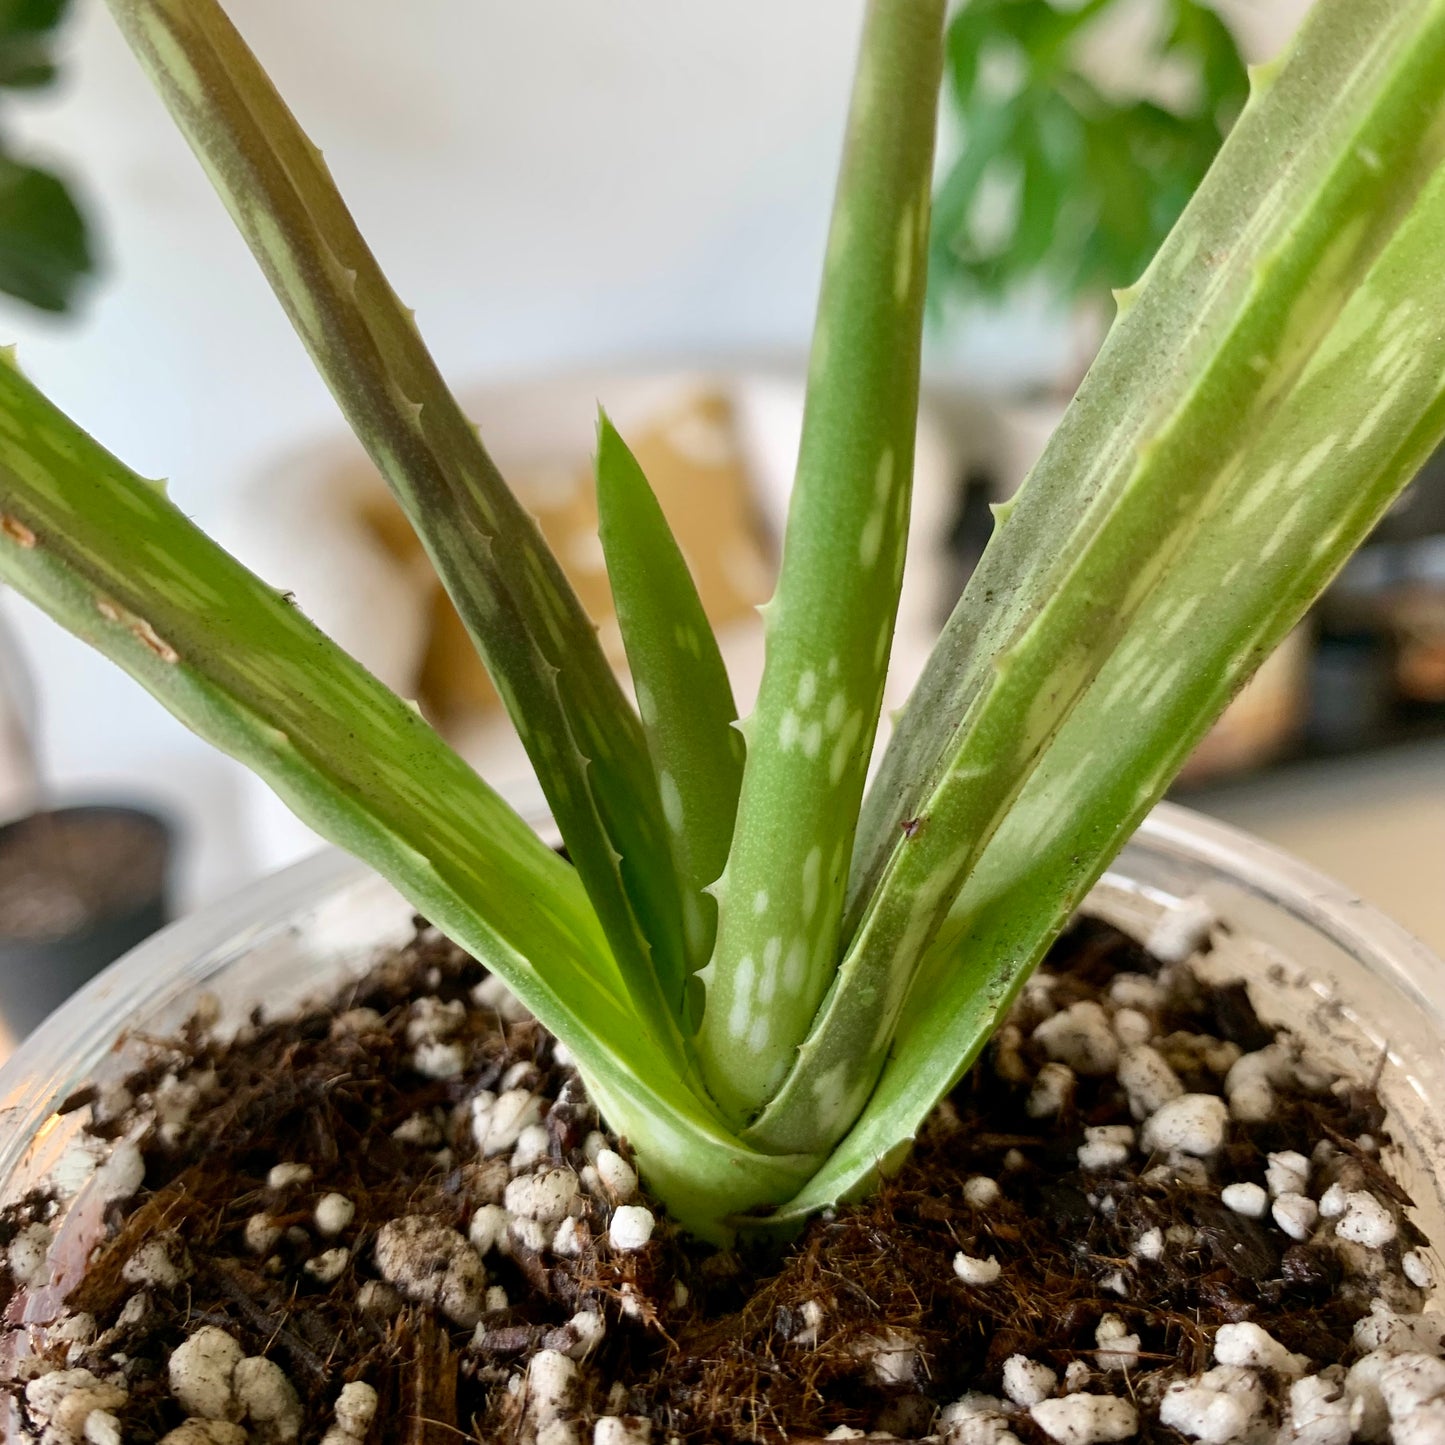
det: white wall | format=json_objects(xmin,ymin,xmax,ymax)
[{"xmin": 0, "ymin": 1, "xmax": 1307, "ymax": 902}]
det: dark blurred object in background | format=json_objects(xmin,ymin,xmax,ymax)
[
  {"xmin": 0, "ymin": 804, "xmax": 172, "ymax": 1040},
  {"xmin": 0, "ymin": 0, "xmax": 93, "ymax": 313}
]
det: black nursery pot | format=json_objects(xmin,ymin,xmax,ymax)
[{"xmin": 0, "ymin": 804, "xmax": 174, "ymax": 1041}]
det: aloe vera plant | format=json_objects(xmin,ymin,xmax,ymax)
[{"xmin": 2, "ymin": 0, "xmax": 1445, "ymax": 1242}]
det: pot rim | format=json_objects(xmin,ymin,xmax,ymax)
[{"xmin": 1, "ymin": 801, "xmax": 1438, "ymax": 1130}]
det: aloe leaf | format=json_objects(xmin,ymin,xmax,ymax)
[
  {"xmin": 696, "ymin": 0, "xmax": 946, "ymax": 1123},
  {"xmin": 101, "ymin": 0, "xmax": 689, "ymax": 1042},
  {"xmin": 595, "ymin": 414, "xmax": 743, "ymax": 983},
  {"xmin": 0, "ymin": 357, "xmax": 814, "ymax": 1241},
  {"xmin": 756, "ymin": 0, "xmax": 1445, "ymax": 1170}
]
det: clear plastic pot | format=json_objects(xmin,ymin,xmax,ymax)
[{"xmin": 2, "ymin": 802, "xmax": 1442, "ymax": 1314}]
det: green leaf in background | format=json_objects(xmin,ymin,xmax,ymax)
[
  {"xmin": 0, "ymin": 0, "xmax": 94, "ymax": 313},
  {"xmin": 934, "ymin": 0, "xmax": 1247, "ymax": 312},
  {"xmin": 595, "ymin": 413, "xmax": 744, "ymax": 994},
  {"xmin": 0, "ymin": 154, "xmax": 89, "ymax": 310}
]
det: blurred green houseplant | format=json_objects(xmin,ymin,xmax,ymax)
[
  {"xmin": 0, "ymin": 0, "xmax": 92, "ymax": 312},
  {"xmin": 932, "ymin": 0, "xmax": 1247, "ymax": 315},
  {"xmin": 0, "ymin": 0, "xmax": 1443, "ymax": 1246}
]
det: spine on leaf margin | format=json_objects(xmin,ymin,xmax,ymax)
[
  {"xmin": 103, "ymin": 0, "xmax": 692, "ymax": 1059},
  {"xmin": 755, "ymin": 0, "xmax": 1445, "ymax": 1187},
  {"xmin": 697, "ymin": 0, "xmax": 946, "ymax": 1124}
]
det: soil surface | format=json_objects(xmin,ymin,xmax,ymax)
[
  {"xmin": 0, "ymin": 809, "xmax": 168, "ymax": 941},
  {"xmin": 1, "ymin": 912, "xmax": 1438, "ymax": 1445}
]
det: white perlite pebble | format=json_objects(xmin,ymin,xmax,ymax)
[
  {"xmin": 243, "ymin": 1214, "xmax": 282, "ymax": 1257},
  {"xmin": 1159, "ymin": 1384, "xmax": 1252, "ymax": 1444},
  {"xmin": 123, "ymin": 1238, "xmax": 187, "ymax": 1289},
  {"xmin": 1141, "ymin": 1094, "xmax": 1229, "ymax": 1157},
  {"xmin": 1224, "ymin": 1049, "xmax": 1285, "ymax": 1124},
  {"xmin": 170, "ymin": 1326, "xmax": 245, "ymax": 1420},
  {"xmin": 1079, "ymin": 1126, "xmax": 1135, "ymax": 1172},
  {"xmin": 1095, "ymin": 1315, "xmax": 1141, "ymax": 1371},
  {"xmin": 1110, "ymin": 973, "xmax": 1164, "ymax": 1010},
  {"xmin": 1146, "ymin": 896, "xmax": 1215, "ymax": 964},
  {"xmin": 1029, "ymin": 1394, "xmax": 1138, "ymax": 1445},
  {"xmin": 1393, "ymin": 1401, "xmax": 1445, "ymax": 1445},
  {"xmin": 1273, "ymin": 1193, "xmax": 1320, "ymax": 1243},
  {"xmin": 527, "ymin": 1348, "xmax": 579, "ymax": 1424},
  {"xmin": 99, "ymin": 1138, "xmax": 146, "ymax": 1203},
  {"xmin": 1064, "ymin": 1361, "xmax": 1093, "ymax": 1394},
  {"xmin": 374, "ymin": 1216, "xmax": 488, "ymax": 1326},
  {"xmin": 1405, "ymin": 1251, "xmax": 1437, "ymax": 1290},
  {"xmin": 1353, "ymin": 1303, "xmax": 1445, "ymax": 1357},
  {"xmin": 474, "ymin": 1089, "xmax": 544, "ymax": 1156},
  {"xmin": 1213, "ymin": 1322, "xmax": 1308, "ymax": 1376},
  {"xmin": 1113, "ymin": 1009, "xmax": 1153, "ymax": 1048},
  {"xmin": 1334, "ymin": 1191, "xmax": 1397, "ymax": 1248},
  {"xmin": 1319, "ymin": 1183, "xmax": 1348, "ymax": 1220},
  {"xmin": 964, "ymin": 1176, "xmax": 1002, "ymax": 1208},
  {"xmin": 1283, "ymin": 1375, "xmax": 1351, "ymax": 1445},
  {"xmin": 314, "ymin": 1193, "xmax": 355, "ymax": 1237},
  {"xmin": 595, "ymin": 1149, "xmax": 639, "ymax": 1202},
  {"xmin": 1135, "ymin": 1228, "xmax": 1165, "ymax": 1262},
  {"xmin": 954, "ymin": 1252, "xmax": 1002, "ymax": 1285},
  {"xmin": 267, "ymin": 1161, "xmax": 313, "ymax": 1190},
  {"xmin": 1027, "ymin": 1063, "xmax": 1075, "ymax": 1119},
  {"xmin": 509, "ymin": 1215, "xmax": 555, "ymax": 1254},
  {"xmin": 565, "ymin": 1310, "xmax": 607, "ymax": 1359},
  {"xmin": 469, "ymin": 1204, "xmax": 511, "ymax": 1256},
  {"xmin": 405, "ymin": 995, "xmax": 465, "ymax": 1045},
  {"xmin": 594, "ymin": 1416, "xmax": 652, "ymax": 1445},
  {"xmin": 392, "ymin": 1112, "xmax": 444, "ymax": 1147},
  {"xmin": 86, "ymin": 1410, "xmax": 124, "ymax": 1445},
  {"xmin": 610, "ymin": 1205, "xmax": 656, "ymax": 1252},
  {"xmin": 940, "ymin": 1396, "xmax": 1019, "ymax": 1445},
  {"xmin": 7, "ymin": 1221, "xmax": 52, "ymax": 1287},
  {"xmin": 1266, "ymin": 1151, "xmax": 1311, "ymax": 1198},
  {"xmin": 505, "ymin": 1168, "xmax": 580, "ymax": 1224},
  {"xmin": 24, "ymin": 1368, "xmax": 127, "ymax": 1436},
  {"xmin": 304, "ymin": 1248, "xmax": 350, "ymax": 1284},
  {"xmin": 412, "ymin": 1039, "xmax": 466, "ymax": 1079},
  {"xmin": 1034, "ymin": 1002, "xmax": 1119, "ymax": 1076},
  {"xmin": 335, "ymin": 1381, "xmax": 379, "ymax": 1438},
  {"xmin": 1220, "ymin": 1182, "xmax": 1268, "ymax": 1219},
  {"xmin": 331, "ymin": 1006, "xmax": 384, "ymax": 1036},
  {"xmin": 1118, "ymin": 1046, "xmax": 1185, "ymax": 1119},
  {"xmin": 1348, "ymin": 1350, "xmax": 1399, "ymax": 1441},
  {"xmin": 552, "ymin": 1216, "xmax": 588, "ymax": 1257},
  {"xmin": 1099, "ymin": 1269, "xmax": 1130, "ymax": 1298},
  {"xmin": 1378, "ymin": 1353, "xmax": 1445, "ymax": 1418},
  {"xmin": 158, "ymin": 1422, "xmax": 249, "ymax": 1445},
  {"xmin": 233, "ymin": 1355, "xmax": 302, "ymax": 1440},
  {"xmin": 511, "ymin": 1124, "xmax": 551, "ymax": 1173},
  {"xmin": 1002, "ymin": 1355, "xmax": 1058, "ymax": 1407}
]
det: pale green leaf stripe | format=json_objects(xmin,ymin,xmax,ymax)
[
  {"xmin": 768, "ymin": 1, "xmax": 1445, "ymax": 1203},
  {"xmin": 0, "ymin": 360, "xmax": 812, "ymax": 1242},
  {"xmin": 697, "ymin": 0, "xmax": 946, "ymax": 1122},
  {"xmin": 103, "ymin": 0, "xmax": 690, "ymax": 1046},
  {"xmin": 595, "ymin": 414, "xmax": 744, "ymax": 986}
]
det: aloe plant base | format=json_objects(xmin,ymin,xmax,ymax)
[{"xmin": 1, "ymin": 809, "xmax": 1443, "ymax": 1444}]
